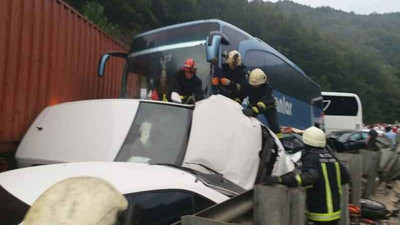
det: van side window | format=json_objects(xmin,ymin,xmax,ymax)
[{"xmin": 124, "ymin": 190, "xmax": 215, "ymax": 225}]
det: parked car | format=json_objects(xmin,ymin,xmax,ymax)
[
  {"xmin": 327, "ymin": 130, "xmax": 390, "ymax": 152},
  {"xmin": 0, "ymin": 162, "xmax": 233, "ymax": 225}
]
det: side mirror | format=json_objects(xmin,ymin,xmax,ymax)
[
  {"xmin": 206, "ymin": 31, "xmax": 230, "ymax": 62},
  {"xmin": 98, "ymin": 52, "xmax": 127, "ymax": 77}
]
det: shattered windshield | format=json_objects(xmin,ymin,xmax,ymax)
[{"xmin": 115, "ymin": 102, "xmax": 192, "ymax": 165}]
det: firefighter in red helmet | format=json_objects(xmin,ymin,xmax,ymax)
[{"xmin": 169, "ymin": 58, "xmax": 204, "ymax": 104}]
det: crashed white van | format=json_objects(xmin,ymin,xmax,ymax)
[
  {"xmin": 16, "ymin": 95, "xmax": 293, "ymax": 189},
  {"xmin": 4, "ymin": 95, "xmax": 294, "ymax": 224}
]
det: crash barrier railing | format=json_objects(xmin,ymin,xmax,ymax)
[
  {"xmin": 179, "ymin": 185, "xmax": 348, "ymax": 225},
  {"xmin": 359, "ymin": 150, "xmax": 382, "ymax": 198},
  {"xmin": 336, "ymin": 153, "xmax": 363, "ymax": 206},
  {"xmin": 381, "ymin": 145, "xmax": 400, "ymax": 182},
  {"xmin": 179, "ymin": 150, "xmax": 399, "ymax": 225},
  {"xmin": 180, "ymin": 185, "xmax": 306, "ymax": 225},
  {"xmin": 338, "ymin": 145, "xmax": 400, "ymax": 201}
]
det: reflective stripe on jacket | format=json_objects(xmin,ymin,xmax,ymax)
[{"xmin": 280, "ymin": 147, "xmax": 350, "ymax": 222}]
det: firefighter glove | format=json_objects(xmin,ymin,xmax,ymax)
[
  {"xmin": 242, "ymin": 108, "xmax": 255, "ymax": 117},
  {"xmin": 212, "ymin": 77, "xmax": 220, "ymax": 86},
  {"xmin": 220, "ymin": 78, "xmax": 231, "ymax": 86},
  {"xmin": 263, "ymin": 176, "xmax": 281, "ymax": 186}
]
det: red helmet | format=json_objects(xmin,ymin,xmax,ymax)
[{"xmin": 182, "ymin": 58, "xmax": 197, "ymax": 73}]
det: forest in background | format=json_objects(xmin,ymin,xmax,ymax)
[{"xmin": 64, "ymin": 0, "xmax": 400, "ymax": 124}]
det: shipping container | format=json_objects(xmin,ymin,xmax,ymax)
[{"xmin": 0, "ymin": 0, "xmax": 131, "ymax": 169}]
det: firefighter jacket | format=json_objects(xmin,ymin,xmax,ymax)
[
  {"xmin": 171, "ymin": 71, "xmax": 204, "ymax": 104},
  {"xmin": 214, "ymin": 63, "xmax": 248, "ymax": 102},
  {"xmin": 280, "ymin": 147, "xmax": 350, "ymax": 222},
  {"xmin": 246, "ymin": 82, "xmax": 276, "ymax": 115}
]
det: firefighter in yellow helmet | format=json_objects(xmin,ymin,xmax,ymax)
[
  {"xmin": 242, "ymin": 68, "xmax": 282, "ymax": 138},
  {"xmin": 211, "ymin": 50, "xmax": 248, "ymax": 103},
  {"xmin": 263, "ymin": 126, "xmax": 350, "ymax": 225}
]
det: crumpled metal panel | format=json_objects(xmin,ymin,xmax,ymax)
[{"xmin": 0, "ymin": 0, "xmax": 128, "ymax": 152}]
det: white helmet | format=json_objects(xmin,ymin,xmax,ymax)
[
  {"xmin": 302, "ymin": 126, "xmax": 326, "ymax": 148},
  {"xmin": 249, "ymin": 68, "xmax": 267, "ymax": 86},
  {"xmin": 23, "ymin": 177, "xmax": 128, "ymax": 225},
  {"xmin": 226, "ymin": 50, "xmax": 242, "ymax": 67}
]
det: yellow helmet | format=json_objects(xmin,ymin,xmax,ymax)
[
  {"xmin": 226, "ymin": 50, "xmax": 242, "ymax": 67},
  {"xmin": 23, "ymin": 177, "xmax": 128, "ymax": 225},
  {"xmin": 249, "ymin": 68, "xmax": 267, "ymax": 86},
  {"xmin": 302, "ymin": 126, "xmax": 326, "ymax": 148}
]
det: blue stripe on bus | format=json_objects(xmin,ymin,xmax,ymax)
[{"xmin": 256, "ymin": 91, "xmax": 322, "ymax": 130}]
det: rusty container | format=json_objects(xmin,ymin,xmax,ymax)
[{"xmin": 0, "ymin": 0, "xmax": 130, "ymax": 169}]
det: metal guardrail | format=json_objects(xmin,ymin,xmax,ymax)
[
  {"xmin": 179, "ymin": 186, "xmax": 307, "ymax": 225},
  {"xmin": 178, "ymin": 148, "xmax": 400, "ymax": 225}
]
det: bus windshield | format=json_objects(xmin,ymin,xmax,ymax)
[{"xmin": 122, "ymin": 22, "xmax": 220, "ymax": 99}]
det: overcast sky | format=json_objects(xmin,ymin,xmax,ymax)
[{"xmin": 265, "ymin": 0, "xmax": 400, "ymax": 15}]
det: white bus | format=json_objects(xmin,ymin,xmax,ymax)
[{"xmin": 322, "ymin": 92, "xmax": 363, "ymax": 134}]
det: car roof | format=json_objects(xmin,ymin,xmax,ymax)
[{"xmin": 0, "ymin": 162, "xmax": 228, "ymax": 206}]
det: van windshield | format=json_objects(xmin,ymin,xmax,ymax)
[{"xmin": 115, "ymin": 102, "xmax": 192, "ymax": 165}]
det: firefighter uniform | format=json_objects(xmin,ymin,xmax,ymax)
[
  {"xmin": 171, "ymin": 70, "xmax": 203, "ymax": 104},
  {"xmin": 264, "ymin": 126, "xmax": 351, "ymax": 225},
  {"xmin": 242, "ymin": 68, "xmax": 281, "ymax": 137},
  {"xmin": 213, "ymin": 63, "xmax": 248, "ymax": 103},
  {"xmin": 245, "ymin": 81, "xmax": 280, "ymax": 133}
]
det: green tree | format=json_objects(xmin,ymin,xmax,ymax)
[{"xmin": 82, "ymin": 2, "xmax": 120, "ymax": 36}]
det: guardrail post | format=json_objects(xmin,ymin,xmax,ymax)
[
  {"xmin": 359, "ymin": 150, "xmax": 381, "ymax": 198},
  {"xmin": 254, "ymin": 185, "xmax": 290, "ymax": 225},
  {"xmin": 289, "ymin": 188, "xmax": 306, "ymax": 225},
  {"xmin": 338, "ymin": 184, "xmax": 350, "ymax": 225},
  {"xmin": 336, "ymin": 153, "xmax": 363, "ymax": 206}
]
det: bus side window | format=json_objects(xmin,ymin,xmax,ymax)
[
  {"xmin": 243, "ymin": 50, "xmax": 264, "ymax": 67},
  {"xmin": 264, "ymin": 53, "xmax": 286, "ymax": 77},
  {"xmin": 221, "ymin": 26, "xmax": 249, "ymax": 53}
]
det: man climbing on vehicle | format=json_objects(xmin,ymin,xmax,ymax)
[
  {"xmin": 241, "ymin": 68, "xmax": 282, "ymax": 138},
  {"xmin": 263, "ymin": 126, "xmax": 351, "ymax": 225},
  {"xmin": 170, "ymin": 58, "xmax": 204, "ymax": 104},
  {"xmin": 211, "ymin": 50, "xmax": 248, "ymax": 103}
]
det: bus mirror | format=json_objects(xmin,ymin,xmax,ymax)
[
  {"xmin": 97, "ymin": 52, "xmax": 128, "ymax": 77},
  {"xmin": 206, "ymin": 31, "xmax": 230, "ymax": 62}
]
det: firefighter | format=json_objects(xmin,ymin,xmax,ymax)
[
  {"xmin": 241, "ymin": 68, "xmax": 282, "ymax": 138},
  {"xmin": 211, "ymin": 50, "xmax": 248, "ymax": 103},
  {"xmin": 171, "ymin": 58, "xmax": 204, "ymax": 104},
  {"xmin": 264, "ymin": 126, "xmax": 351, "ymax": 225}
]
